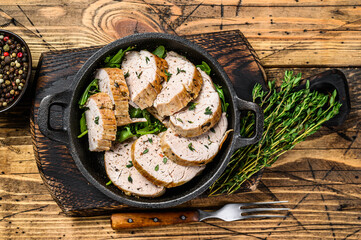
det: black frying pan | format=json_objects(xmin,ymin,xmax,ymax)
[{"xmin": 37, "ymin": 33, "xmax": 264, "ymax": 208}]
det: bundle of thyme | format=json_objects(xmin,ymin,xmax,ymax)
[{"xmin": 209, "ymin": 71, "xmax": 342, "ymax": 195}]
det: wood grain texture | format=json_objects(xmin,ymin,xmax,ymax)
[
  {"xmin": 0, "ymin": 1, "xmax": 360, "ymax": 67},
  {"xmin": 1, "ymin": 67, "xmax": 360, "ymax": 239},
  {"xmin": 30, "ymin": 30, "xmax": 266, "ymax": 216},
  {"xmin": 0, "ymin": 0, "xmax": 361, "ymax": 239}
]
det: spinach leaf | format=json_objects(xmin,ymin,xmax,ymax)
[
  {"xmin": 78, "ymin": 78, "xmax": 100, "ymax": 107},
  {"xmin": 116, "ymin": 108, "xmax": 167, "ymax": 143},
  {"xmin": 104, "ymin": 46, "xmax": 134, "ymax": 68},
  {"xmin": 152, "ymin": 46, "xmax": 166, "ymax": 58},
  {"xmin": 214, "ymin": 83, "xmax": 229, "ymax": 113},
  {"xmin": 196, "ymin": 61, "xmax": 211, "ymax": 75}
]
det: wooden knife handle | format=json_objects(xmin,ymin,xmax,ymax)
[{"xmin": 111, "ymin": 211, "xmax": 200, "ymax": 229}]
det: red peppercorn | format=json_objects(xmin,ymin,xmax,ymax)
[
  {"xmin": 17, "ymin": 52, "xmax": 23, "ymax": 58},
  {"xmin": 3, "ymin": 36, "xmax": 9, "ymax": 42},
  {"xmin": 3, "ymin": 52, "xmax": 9, "ymax": 57}
]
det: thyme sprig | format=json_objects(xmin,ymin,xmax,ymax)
[{"xmin": 209, "ymin": 71, "xmax": 342, "ymax": 196}]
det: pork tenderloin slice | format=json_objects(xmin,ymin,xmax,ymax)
[
  {"xmin": 105, "ymin": 140, "xmax": 165, "ymax": 197},
  {"xmin": 153, "ymin": 51, "xmax": 203, "ymax": 117},
  {"xmin": 161, "ymin": 113, "xmax": 231, "ymax": 166},
  {"xmin": 169, "ymin": 69, "xmax": 222, "ymax": 137},
  {"xmin": 131, "ymin": 134, "xmax": 204, "ymax": 188},
  {"xmin": 131, "ymin": 134, "xmax": 173, "ymax": 186},
  {"xmin": 166, "ymin": 161, "xmax": 205, "ymax": 188},
  {"xmin": 122, "ymin": 50, "xmax": 168, "ymax": 109},
  {"xmin": 96, "ymin": 68, "xmax": 147, "ymax": 126},
  {"xmin": 85, "ymin": 93, "xmax": 117, "ymax": 152}
]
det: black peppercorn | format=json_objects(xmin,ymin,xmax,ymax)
[{"xmin": 4, "ymin": 56, "xmax": 10, "ymax": 64}]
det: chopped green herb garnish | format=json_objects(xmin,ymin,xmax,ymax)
[
  {"xmin": 155, "ymin": 165, "xmax": 159, "ymax": 171},
  {"xmin": 124, "ymin": 71, "xmax": 130, "ymax": 78},
  {"xmin": 165, "ymin": 69, "xmax": 172, "ymax": 82},
  {"xmin": 152, "ymin": 46, "xmax": 166, "ymax": 58},
  {"xmin": 188, "ymin": 143, "xmax": 195, "ymax": 151},
  {"xmin": 177, "ymin": 68, "xmax": 186, "ymax": 75},
  {"xmin": 145, "ymin": 56, "xmax": 150, "ymax": 64},
  {"xmin": 136, "ymin": 71, "xmax": 143, "ymax": 79},
  {"xmin": 126, "ymin": 161, "xmax": 133, "ymax": 168},
  {"xmin": 163, "ymin": 157, "xmax": 168, "ymax": 164},
  {"xmin": 196, "ymin": 61, "xmax": 211, "ymax": 75},
  {"xmin": 106, "ymin": 180, "xmax": 112, "ymax": 186},
  {"xmin": 142, "ymin": 148, "xmax": 149, "ymax": 154},
  {"xmin": 204, "ymin": 145, "xmax": 209, "ymax": 149},
  {"xmin": 204, "ymin": 107, "xmax": 213, "ymax": 115},
  {"xmin": 94, "ymin": 116, "xmax": 99, "ymax": 125},
  {"xmin": 128, "ymin": 176, "xmax": 133, "ymax": 183},
  {"xmin": 210, "ymin": 128, "xmax": 215, "ymax": 133},
  {"xmin": 177, "ymin": 118, "xmax": 183, "ymax": 123},
  {"xmin": 148, "ymin": 138, "xmax": 153, "ymax": 143},
  {"xmin": 188, "ymin": 120, "xmax": 193, "ymax": 123},
  {"xmin": 188, "ymin": 102, "xmax": 198, "ymax": 110}
]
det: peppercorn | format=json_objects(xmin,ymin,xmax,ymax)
[
  {"xmin": 3, "ymin": 44, "xmax": 9, "ymax": 51},
  {"xmin": 0, "ymin": 33, "xmax": 29, "ymax": 110},
  {"xmin": 4, "ymin": 56, "xmax": 10, "ymax": 64}
]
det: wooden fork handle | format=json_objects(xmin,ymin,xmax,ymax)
[{"xmin": 111, "ymin": 211, "xmax": 200, "ymax": 229}]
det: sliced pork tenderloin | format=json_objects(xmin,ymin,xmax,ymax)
[
  {"xmin": 131, "ymin": 134, "xmax": 204, "ymax": 187},
  {"xmin": 169, "ymin": 69, "xmax": 222, "ymax": 137},
  {"xmin": 96, "ymin": 68, "xmax": 146, "ymax": 126},
  {"xmin": 161, "ymin": 113, "xmax": 231, "ymax": 166},
  {"xmin": 85, "ymin": 93, "xmax": 117, "ymax": 152},
  {"xmin": 153, "ymin": 51, "xmax": 203, "ymax": 117},
  {"xmin": 104, "ymin": 139, "xmax": 165, "ymax": 197},
  {"xmin": 167, "ymin": 161, "xmax": 205, "ymax": 188},
  {"xmin": 121, "ymin": 50, "xmax": 168, "ymax": 109}
]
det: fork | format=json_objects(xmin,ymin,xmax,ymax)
[{"xmin": 111, "ymin": 201, "xmax": 289, "ymax": 229}]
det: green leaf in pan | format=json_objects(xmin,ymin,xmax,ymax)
[
  {"xmin": 104, "ymin": 46, "xmax": 135, "ymax": 68},
  {"xmin": 152, "ymin": 46, "xmax": 166, "ymax": 58},
  {"xmin": 77, "ymin": 112, "xmax": 88, "ymax": 138},
  {"xmin": 116, "ymin": 107, "xmax": 167, "ymax": 143},
  {"xmin": 196, "ymin": 61, "xmax": 211, "ymax": 75},
  {"xmin": 213, "ymin": 83, "xmax": 229, "ymax": 113},
  {"xmin": 78, "ymin": 78, "xmax": 100, "ymax": 107},
  {"xmin": 116, "ymin": 126, "xmax": 136, "ymax": 143}
]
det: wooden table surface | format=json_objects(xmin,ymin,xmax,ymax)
[{"xmin": 0, "ymin": 1, "xmax": 361, "ymax": 239}]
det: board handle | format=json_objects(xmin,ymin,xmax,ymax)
[
  {"xmin": 38, "ymin": 90, "xmax": 72, "ymax": 145},
  {"xmin": 233, "ymin": 97, "xmax": 264, "ymax": 150},
  {"xmin": 111, "ymin": 211, "xmax": 200, "ymax": 230}
]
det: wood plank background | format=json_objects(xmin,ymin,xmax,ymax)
[{"xmin": 0, "ymin": 0, "xmax": 361, "ymax": 239}]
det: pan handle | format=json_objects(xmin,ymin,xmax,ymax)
[
  {"xmin": 38, "ymin": 90, "xmax": 72, "ymax": 145},
  {"xmin": 233, "ymin": 97, "xmax": 264, "ymax": 150}
]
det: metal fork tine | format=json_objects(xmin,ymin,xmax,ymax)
[
  {"xmin": 242, "ymin": 215, "xmax": 288, "ymax": 219},
  {"xmin": 241, "ymin": 207, "xmax": 290, "ymax": 213},
  {"xmin": 239, "ymin": 201, "xmax": 288, "ymax": 207}
]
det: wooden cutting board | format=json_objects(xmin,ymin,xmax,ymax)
[{"xmin": 30, "ymin": 30, "xmax": 267, "ymax": 216}]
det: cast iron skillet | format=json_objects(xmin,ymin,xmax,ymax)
[{"xmin": 37, "ymin": 33, "xmax": 264, "ymax": 208}]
